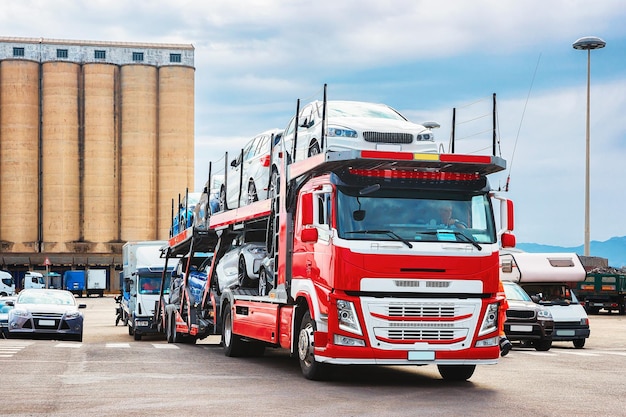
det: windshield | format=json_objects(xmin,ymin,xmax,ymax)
[
  {"xmin": 336, "ymin": 187, "xmax": 496, "ymax": 244},
  {"xmin": 17, "ymin": 290, "xmax": 75, "ymax": 306},
  {"xmin": 325, "ymin": 101, "xmax": 407, "ymax": 121},
  {"xmin": 503, "ymin": 283, "xmax": 532, "ymax": 301},
  {"xmin": 522, "ymin": 284, "xmax": 578, "ymax": 305},
  {"xmin": 138, "ymin": 273, "xmax": 171, "ymax": 295}
]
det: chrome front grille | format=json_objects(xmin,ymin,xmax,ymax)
[
  {"xmin": 363, "ymin": 132, "xmax": 413, "ymax": 144},
  {"xmin": 388, "ymin": 304, "xmax": 456, "ymax": 318},
  {"xmin": 387, "ymin": 328, "xmax": 456, "ymax": 341}
]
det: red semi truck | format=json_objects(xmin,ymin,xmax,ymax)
[{"xmin": 157, "ymin": 146, "xmax": 515, "ymax": 381}]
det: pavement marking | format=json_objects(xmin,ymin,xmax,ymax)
[
  {"xmin": 0, "ymin": 340, "xmax": 33, "ymax": 357},
  {"xmin": 106, "ymin": 343, "xmax": 131, "ymax": 348},
  {"xmin": 591, "ymin": 350, "xmax": 626, "ymax": 356},
  {"xmin": 514, "ymin": 351, "xmax": 558, "ymax": 356},
  {"xmin": 559, "ymin": 350, "xmax": 600, "ymax": 356},
  {"xmin": 152, "ymin": 344, "xmax": 179, "ymax": 349},
  {"xmin": 55, "ymin": 343, "xmax": 82, "ymax": 348}
]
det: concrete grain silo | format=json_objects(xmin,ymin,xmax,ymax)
[
  {"xmin": 0, "ymin": 38, "xmax": 194, "ymax": 289},
  {"xmin": 41, "ymin": 61, "xmax": 81, "ymax": 253},
  {"xmin": 157, "ymin": 65, "xmax": 195, "ymax": 239},
  {"xmin": 0, "ymin": 60, "xmax": 40, "ymax": 252},
  {"xmin": 120, "ymin": 64, "xmax": 158, "ymax": 241},
  {"xmin": 82, "ymin": 63, "xmax": 120, "ymax": 250}
]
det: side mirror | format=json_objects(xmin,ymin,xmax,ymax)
[
  {"xmin": 301, "ymin": 227, "xmax": 318, "ymax": 243},
  {"xmin": 501, "ymin": 232, "xmax": 516, "ymax": 248}
]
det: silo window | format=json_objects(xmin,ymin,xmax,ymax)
[
  {"xmin": 94, "ymin": 50, "xmax": 106, "ymax": 59},
  {"xmin": 57, "ymin": 49, "xmax": 68, "ymax": 58},
  {"xmin": 13, "ymin": 47, "xmax": 24, "ymax": 57},
  {"xmin": 170, "ymin": 53, "xmax": 181, "ymax": 63},
  {"xmin": 132, "ymin": 52, "xmax": 144, "ymax": 62}
]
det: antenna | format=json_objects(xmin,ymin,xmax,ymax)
[{"xmin": 506, "ymin": 53, "xmax": 542, "ymax": 192}]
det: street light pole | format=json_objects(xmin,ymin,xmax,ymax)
[{"xmin": 573, "ymin": 36, "xmax": 606, "ymax": 257}]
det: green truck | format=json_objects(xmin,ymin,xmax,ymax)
[{"xmin": 577, "ymin": 272, "xmax": 626, "ymax": 315}]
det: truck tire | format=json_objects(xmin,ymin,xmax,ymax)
[
  {"xmin": 166, "ymin": 312, "xmax": 174, "ymax": 343},
  {"xmin": 573, "ymin": 339, "xmax": 585, "ymax": 349},
  {"xmin": 437, "ymin": 365, "xmax": 476, "ymax": 381},
  {"xmin": 222, "ymin": 303, "xmax": 245, "ymax": 357},
  {"xmin": 298, "ymin": 311, "xmax": 329, "ymax": 380}
]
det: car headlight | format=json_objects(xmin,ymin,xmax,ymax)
[
  {"xmin": 478, "ymin": 302, "xmax": 499, "ymax": 336},
  {"xmin": 326, "ymin": 127, "xmax": 358, "ymax": 138},
  {"xmin": 11, "ymin": 309, "xmax": 29, "ymax": 318},
  {"xmin": 336, "ymin": 299, "xmax": 362, "ymax": 335},
  {"xmin": 246, "ymin": 247, "xmax": 266, "ymax": 256},
  {"xmin": 65, "ymin": 311, "xmax": 81, "ymax": 319},
  {"xmin": 416, "ymin": 133, "xmax": 434, "ymax": 141},
  {"xmin": 537, "ymin": 309, "xmax": 552, "ymax": 319}
]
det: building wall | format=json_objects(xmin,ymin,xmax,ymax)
[{"xmin": 0, "ymin": 38, "xmax": 195, "ymax": 281}]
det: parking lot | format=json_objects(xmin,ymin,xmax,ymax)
[{"xmin": 1, "ymin": 295, "xmax": 625, "ymax": 417}]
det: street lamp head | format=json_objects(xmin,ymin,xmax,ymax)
[{"xmin": 573, "ymin": 36, "xmax": 606, "ymax": 50}]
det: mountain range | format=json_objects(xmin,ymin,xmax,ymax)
[{"xmin": 517, "ymin": 236, "xmax": 626, "ymax": 268}]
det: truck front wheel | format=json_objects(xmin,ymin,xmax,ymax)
[
  {"xmin": 222, "ymin": 303, "xmax": 245, "ymax": 357},
  {"xmin": 437, "ymin": 365, "xmax": 476, "ymax": 381},
  {"xmin": 298, "ymin": 311, "xmax": 329, "ymax": 380}
]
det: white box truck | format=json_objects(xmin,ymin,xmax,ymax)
[
  {"xmin": 122, "ymin": 241, "xmax": 172, "ymax": 340},
  {"xmin": 86, "ymin": 269, "xmax": 107, "ymax": 297},
  {"xmin": 24, "ymin": 271, "xmax": 45, "ymax": 290}
]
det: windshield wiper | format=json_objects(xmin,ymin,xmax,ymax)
[
  {"xmin": 345, "ymin": 230, "xmax": 413, "ymax": 248},
  {"xmin": 417, "ymin": 230, "xmax": 482, "ymax": 251}
]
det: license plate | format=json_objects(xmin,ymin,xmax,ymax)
[
  {"xmin": 593, "ymin": 303, "xmax": 604, "ymax": 307},
  {"xmin": 38, "ymin": 319, "xmax": 55, "ymax": 326},
  {"xmin": 408, "ymin": 351, "xmax": 435, "ymax": 361},
  {"xmin": 557, "ymin": 330, "xmax": 576, "ymax": 336},
  {"xmin": 510, "ymin": 325, "xmax": 533, "ymax": 332}
]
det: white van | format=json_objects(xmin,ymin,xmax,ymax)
[
  {"xmin": 24, "ymin": 271, "xmax": 46, "ymax": 290},
  {"xmin": 0, "ymin": 270, "xmax": 16, "ymax": 296},
  {"xmin": 500, "ymin": 250, "xmax": 590, "ymax": 348}
]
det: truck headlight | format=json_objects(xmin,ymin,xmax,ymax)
[
  {"xmin": 336, "ymin": 299, "xmax": 362, "ymax": 335},
  {"xmin": 478, "ymin": 302, "xmax": 499, "ymax": 336}
]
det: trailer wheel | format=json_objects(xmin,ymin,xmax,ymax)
[
  {"xmin": 437, "ymin": 365, "xmax": 476, "ymax": 381},
  {"xmin": 573, "ymin": 339, "xmax": 585, "ymax": 349},
  {"xmin": 222, "ymin": 303, "xmax": 245, "ymax": 357},
  {"xmin": 166, "ymin": 312, "xmax": 174, "ymax": 343},
  {"xmin": 298, "ymin": 311, "xmax": 329, "ymax": 380}
]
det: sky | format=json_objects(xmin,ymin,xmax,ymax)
[{"xmin": 2, "ymin": 0, "xmax": 625, "ymax": 250}]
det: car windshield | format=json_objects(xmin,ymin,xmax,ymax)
[
  {"xmin": 503, "ymin": 283, "xmax": 532, "ymax": 301},
  {"xmin": 336, "ymin": 187, "xmax": 496, "ymax": 244},
  {"xmin": 326, "ymin": 101, "xmax": 407, "ymax": 121},
  {"xmin": 18, "ymin": 291, "xmax": 75, "ymax": 306}
]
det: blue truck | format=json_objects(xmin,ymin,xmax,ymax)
[{"xmin": 64, "ymin": 270, "xmax": 85, "ymax": 297}]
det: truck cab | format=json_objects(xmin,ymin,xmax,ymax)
[
  {"xmin": 24, "ymin": 271, "xmax": 45, "ymax": 290},
  {"xmin": 0, "ymin": 270, "xmax": 16, "ymax": 296}
]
